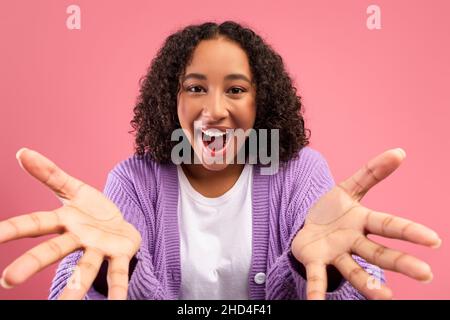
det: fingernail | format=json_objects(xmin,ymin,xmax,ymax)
[
  {"xmin": 0, "ymin": 277, "xmax": 13, "ymax": 289},
  {"xmin": 395, "ymin": 148, "xmax": 406, "ymax": 158},
  {"xmin": 420, "ymin": 273, "xmax": 433, "ymax": 284},
  {"xmin": 431, "ymin": 238, "xmax": 442, "ymax": 249},
  {"xmin": 15, "ymin": 148, "xmax": 27, "ymax": 160}
]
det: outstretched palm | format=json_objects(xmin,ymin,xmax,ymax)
[
  {"xmin": 0, "ymin": 148, "xmax": 142, "ymax": 299},
  {"xmin": 292, "ymin": 148, "xmax": 441, "ymax": 300}
]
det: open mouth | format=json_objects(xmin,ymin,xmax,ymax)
[{"xmin": 201, "ymin": 128, "xmax": 233, "ymax": 156}]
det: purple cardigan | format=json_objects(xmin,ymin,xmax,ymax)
[{"xmin": 49, "ymin": 146, "xmax": 383, "ymax": 300}]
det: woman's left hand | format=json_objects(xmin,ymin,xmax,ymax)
[{"xmin": 291, "ymin": 148, "xmax": 442, "ymax": 300}]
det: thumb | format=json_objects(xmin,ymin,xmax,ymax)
[
  {"xmin": 15, "ymin": 147, "xmax": 83, "ymax": 200},
  {"xmin": 338, "ymin": 148, "xmax": 406, "ymax": 201}
]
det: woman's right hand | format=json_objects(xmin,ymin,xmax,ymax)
[{"xmin": 0, "ymin": 148, "xmax": 142, "ymax": 300}]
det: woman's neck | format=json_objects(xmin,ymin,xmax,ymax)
[{"xmin": 180, "ymin": 163, "xmax": 245, "ymax": 198}]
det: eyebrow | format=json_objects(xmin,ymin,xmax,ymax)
[{"xmin": 181, "ymin": 73, "xmax": 252, "ymax": 84}]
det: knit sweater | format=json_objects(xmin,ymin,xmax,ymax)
[{"xmin": 49, "ymin": 146, "xmax": 384, "ymax": 300}]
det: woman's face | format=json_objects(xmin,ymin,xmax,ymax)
[{"xmin": 177, "ymin": 37, "xmax": 257, "ymax": 171}]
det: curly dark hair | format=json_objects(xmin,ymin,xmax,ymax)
[{"xmin": 130, "ymin": 20, "xmax": 310, "ymax": 165}]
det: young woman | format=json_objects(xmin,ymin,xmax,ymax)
[{"xmin": 0, "ymin": 21, "xmax": 441, "ymax": 300}]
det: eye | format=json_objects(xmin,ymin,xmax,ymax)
[
  {"xmin": 227, "ymin": 87, "xmax": 246, "ymax": 95},
  {"xmin": 186, "ymin": 85, "xmax": 206, "ymax": 93}
]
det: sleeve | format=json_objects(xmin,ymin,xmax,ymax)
[
  {"xmin": 48, "ymin": 170, "xmax": 165, "ymax": 300},
  {"xmin": 266, "ymin": 150, "xmax": 385, "ymax": 300},
  {"xmin": 48, "ymin": 249, "xmax": 86, "ymax": 300}
]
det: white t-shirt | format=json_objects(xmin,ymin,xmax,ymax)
[{"xmin": 177, "ymin": 164, "xmax": 253, "ymax": 300}]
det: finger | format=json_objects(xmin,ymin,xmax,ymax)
[
  {"xmin": 1, "ymin": 233, "xmax": 80, "ymax": 287},
  {"xmin": 305, "ymin": 262, "xmax": 327, "ymax": 300},
  {"xmin": 333, "ymin": 253, "xmax": 392, "ymax": 300},
  {"xmin": 338, "ymin": 148, "xmax": 406, "ymax": 201},
  {"xmin": 58, "ymin": 249, "xmax": 104, "ymax": 300},
  {"xmin": 107, "ymin": 255, "xmax": 130, "ymax": 300},
  {"xmin": 364, "ymin": 210, "xmax": 441, "ymax": 248},
  {"xmin": 0, "ymin": 210, "xmax": 63, "ymax": 244},
  {"xmin": 351, "ymin": 235, "xmax": 433, "ymax": 282},
  {"xmin": 15, "ymin": 148, "xmax": 85, "ymax": 200}
]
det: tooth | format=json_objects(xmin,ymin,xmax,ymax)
[{"xmin": 203, "ymin": 129, "xmax": 226, "ymax": 137}]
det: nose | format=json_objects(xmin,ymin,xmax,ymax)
[{"xmin": 203, "ymin": 90, "xmax": 228, "ymax": 122}]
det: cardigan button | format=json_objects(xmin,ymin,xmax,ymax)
[{"xmin": 254, "ymin": 272, "xmax": 266, "ymax": 285}]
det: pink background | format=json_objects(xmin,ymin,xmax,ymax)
[{"xmin": 0, "ymin": 0, "xmax": 449, "ymax": 299}]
